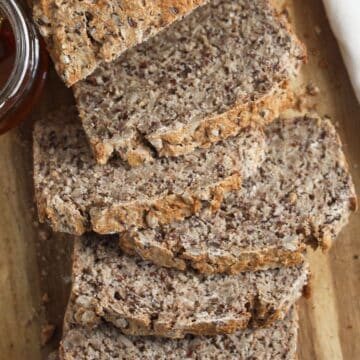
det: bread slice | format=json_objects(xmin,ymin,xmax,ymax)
[
  {"xmin": 33, "ymin": 107, "xmax": 265, "ymax": 235},
  {"xmin": 32, "ymin": 0, "xmax": 207, "ymax": 86},
  {"xmin": 119, "ymin": 115, "xmax": 357, "ymax": 274},
  {"xmin": 60, "ymin": 301, "xmax": 299, "ymax": 360},
  {"xmin": 73, "ymin": 0, "xmax": 306, "ymax": 165},
  {"xmin": 69, "ymin": 235, "xmax": 308, "ymax": 338}
]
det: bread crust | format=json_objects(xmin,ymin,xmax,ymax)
[
  {"xmin": 147, "ymin": 85, "xmax": 293, "ymax": 158},
  {"xmin": 69, "ymin": 237, "xmax": 308, "ymax": 338},
  {"xmin": 97, "ymin": 307, "xmax": 248, "ymax": 338},
  {"xmin": 60, "ymin": 302, "xmax": 299, "ymax": 360},
  {"xmin": 90, "ymin": 85, "xmax": 294, "ymax": 165},
  {"xmin": 102, "ymin": 296, "xmax": 296, "ymax": 338},
  {"xmin": 33, "ymin": 0, "xmax": 206, "ymax": 86},
  {"xmin": 35, "ymin": 172, "xmax": 241, "ymax": 235},
  {"xmin": 120, "ymin": 232, "xmax": 306, "ymax": 274},
  {"xmin": 90, "ymin": 174, "xmax": 241, "ymax": 234},
  {"xmin": 71, "ymin": 268, "xmax": 307, "ymax": 338}
]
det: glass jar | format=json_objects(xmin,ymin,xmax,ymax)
[{"xmin": 0, "ymin": 0, "xmax": 48, "ymax": 135}]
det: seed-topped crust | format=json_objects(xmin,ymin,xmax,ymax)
[
  {"xmin": 32, "ymin": 0, "xmax": 206, "ymax": 86},
  {"xmin": 60, "ymin": 302, "xmax": 299, "ymax": 360},
  {"xmin": 33, "ymin": 107, "xmax": 265, "ymax": 235},
  {"xmin": 119, "ymin": 115, "xmax": 357, "ymax": 274},
  {"xmin": 74, "ymin": 0, "xmax": 306, "ymax": 165},
  {"xmin": 69, "ymin": 236, "xmax": 308, "ymax": 338}
]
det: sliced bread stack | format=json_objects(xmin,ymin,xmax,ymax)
[
  {"xmin": 68, "ymin": 236, "xmax": 308, "ymax": 338},
  {"xmin": 32, "ymin": 0, "xmax": 356, "ymax": 359},
  {"xmin": 33, "ymin": 106, "xmax": 265, "ymax": 235},
  {"xmin": 62, "ymin": 299, "xmax": 300, "ymax": 359},
  {"xmin": 119, "ymin": 116, "xmax": 356, "ymax": 273}
]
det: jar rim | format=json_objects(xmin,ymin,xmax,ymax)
[{"xmin": 0, "ymin": 0, "xmax": 40, "ymax": 119}]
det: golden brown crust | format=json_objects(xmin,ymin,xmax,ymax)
[
  {"xmin": 91, "ymin": 174, "xmax": 240, "ymax": 234},
  {"xmin": 90, "ymin": 85, "xmax": 294, "ymax": 165},
  {"xmin": 110, "ymin": 297, "xmax": 295, "ymax": 338},
  {"xmin": 119, "ymin": 232, "xmax": 306, "ymax": 274},
  {"xmin": 37, "ymin": 195, "xmax": 88, "ymax": 235},
  {"xmin": 33, "ymin": 0, "xmax": 207, "ymax": 86},
  {"xmin": 90, "ymin": 133, "xmax": 155, "ymax": 166},
  {"xmin": 146, "ymin": 84, "xmax": 294, "ymax": 158},
  {"xmin": 37, "ymin": 173, "xmax": 241, "ymax": 236},
  {"xmin": 60, "ymin": 303, "xmax": 299, "ymax": 360},
  {"xmin": 69, "ymin": 238, "xmax": 308, "ymax": 339}
]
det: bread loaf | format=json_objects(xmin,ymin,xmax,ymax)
[
  {"xmin": 74, "ymin": 0, "xmax": 306, "ymax": 165},
  {"xmin": 33, "ymin": 0, "xmax": 207, "ymax": 86},
  {"xmin": 61, "ymin": 301, "xmax": 299, "ymax": 359},
  {"xmin": 69, "ymin": 235, "xmax": 308, "ymax": 338},
  {"xmin": 33, "ymin": 107, "xmax": 265, "ymax": 235},
  {"xmin": 119, "ymin": 115, "xmax": 357, "ymax": 273}
]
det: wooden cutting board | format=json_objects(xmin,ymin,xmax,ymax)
[{"xmin": 0, "ymin": 0, "xmax": 359, "ymax": 359}]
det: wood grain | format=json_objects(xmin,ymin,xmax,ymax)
[
  {"xmin": 0, "ymin": 1, "xmax": 358, "ymax": 359},
  {"xmin": 285, "ymin": 1, "xmax": 360, "ymax": 359},
  {"xmin": 0, "ymin": 69, "xmax": 74, "ymax": 359}
]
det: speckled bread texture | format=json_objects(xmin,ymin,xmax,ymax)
[
  {"xmin": 32, "ymin": 0, "xmax": 207, "ymax": 86},
  {"xmin": 73, "ymin": 0, "xmax": 306, "ymax": 165},
  {"xmin": 33, "ymin": 107, "xmax": 265, "ymax": 235},
  {"xmin": 119, "ymin": 115, "xmax": 357, "ymax": 274},
  {"xmin": 69, "ymin": 236, "xmax": 308, "ymax": 338},
  {"xmin": 60, "ymin": 300, "xmax": 299, "ymax": 360}
]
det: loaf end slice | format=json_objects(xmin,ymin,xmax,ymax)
[
  {"xmin": 119, "ymin": 115, "xmax": 357, "ymax": 274},
  {"xmin": 69, "ymin": 235, "xmax": 308, "ymax": 338},
  {"xmin": 60, "ymin": 302, "xmax": 299, "ymax": 360},
  {"xmin": 32, "ymin": 0, "xmax": 207, "ymax": 86},
  {"xmin": 74, "ymin": 0, "xmax": 306, "ymax": 165},
  {"xmin": 33, "ymin": 107, "xmax": 265, "ymax": 235}
]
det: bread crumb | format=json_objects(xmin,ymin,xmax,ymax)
[
  {"xmin": 294, "ymin": 83, "xmax": 320, "ymax": 112},
  {"xmin": 306, "ymin": 82, "xmax": 320, "ymax": 96},
  {"xmin": 287, "ymin": 192, "xmax": 297, "ymax": 204},
  {"xmin": 320, "ymin": 236, "xmax": 332, "ymax": 252},
  {"xmin": 41, "ymin": 324, "xmax": 56, "ymax": 346},
  {"xmin": 42, "ymin": 293, "xmax": 49, "ymax": 304}
]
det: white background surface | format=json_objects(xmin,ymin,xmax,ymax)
[{"xmin": 323, "ymin": 0, "xmax": 360, "ymax": 102}]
